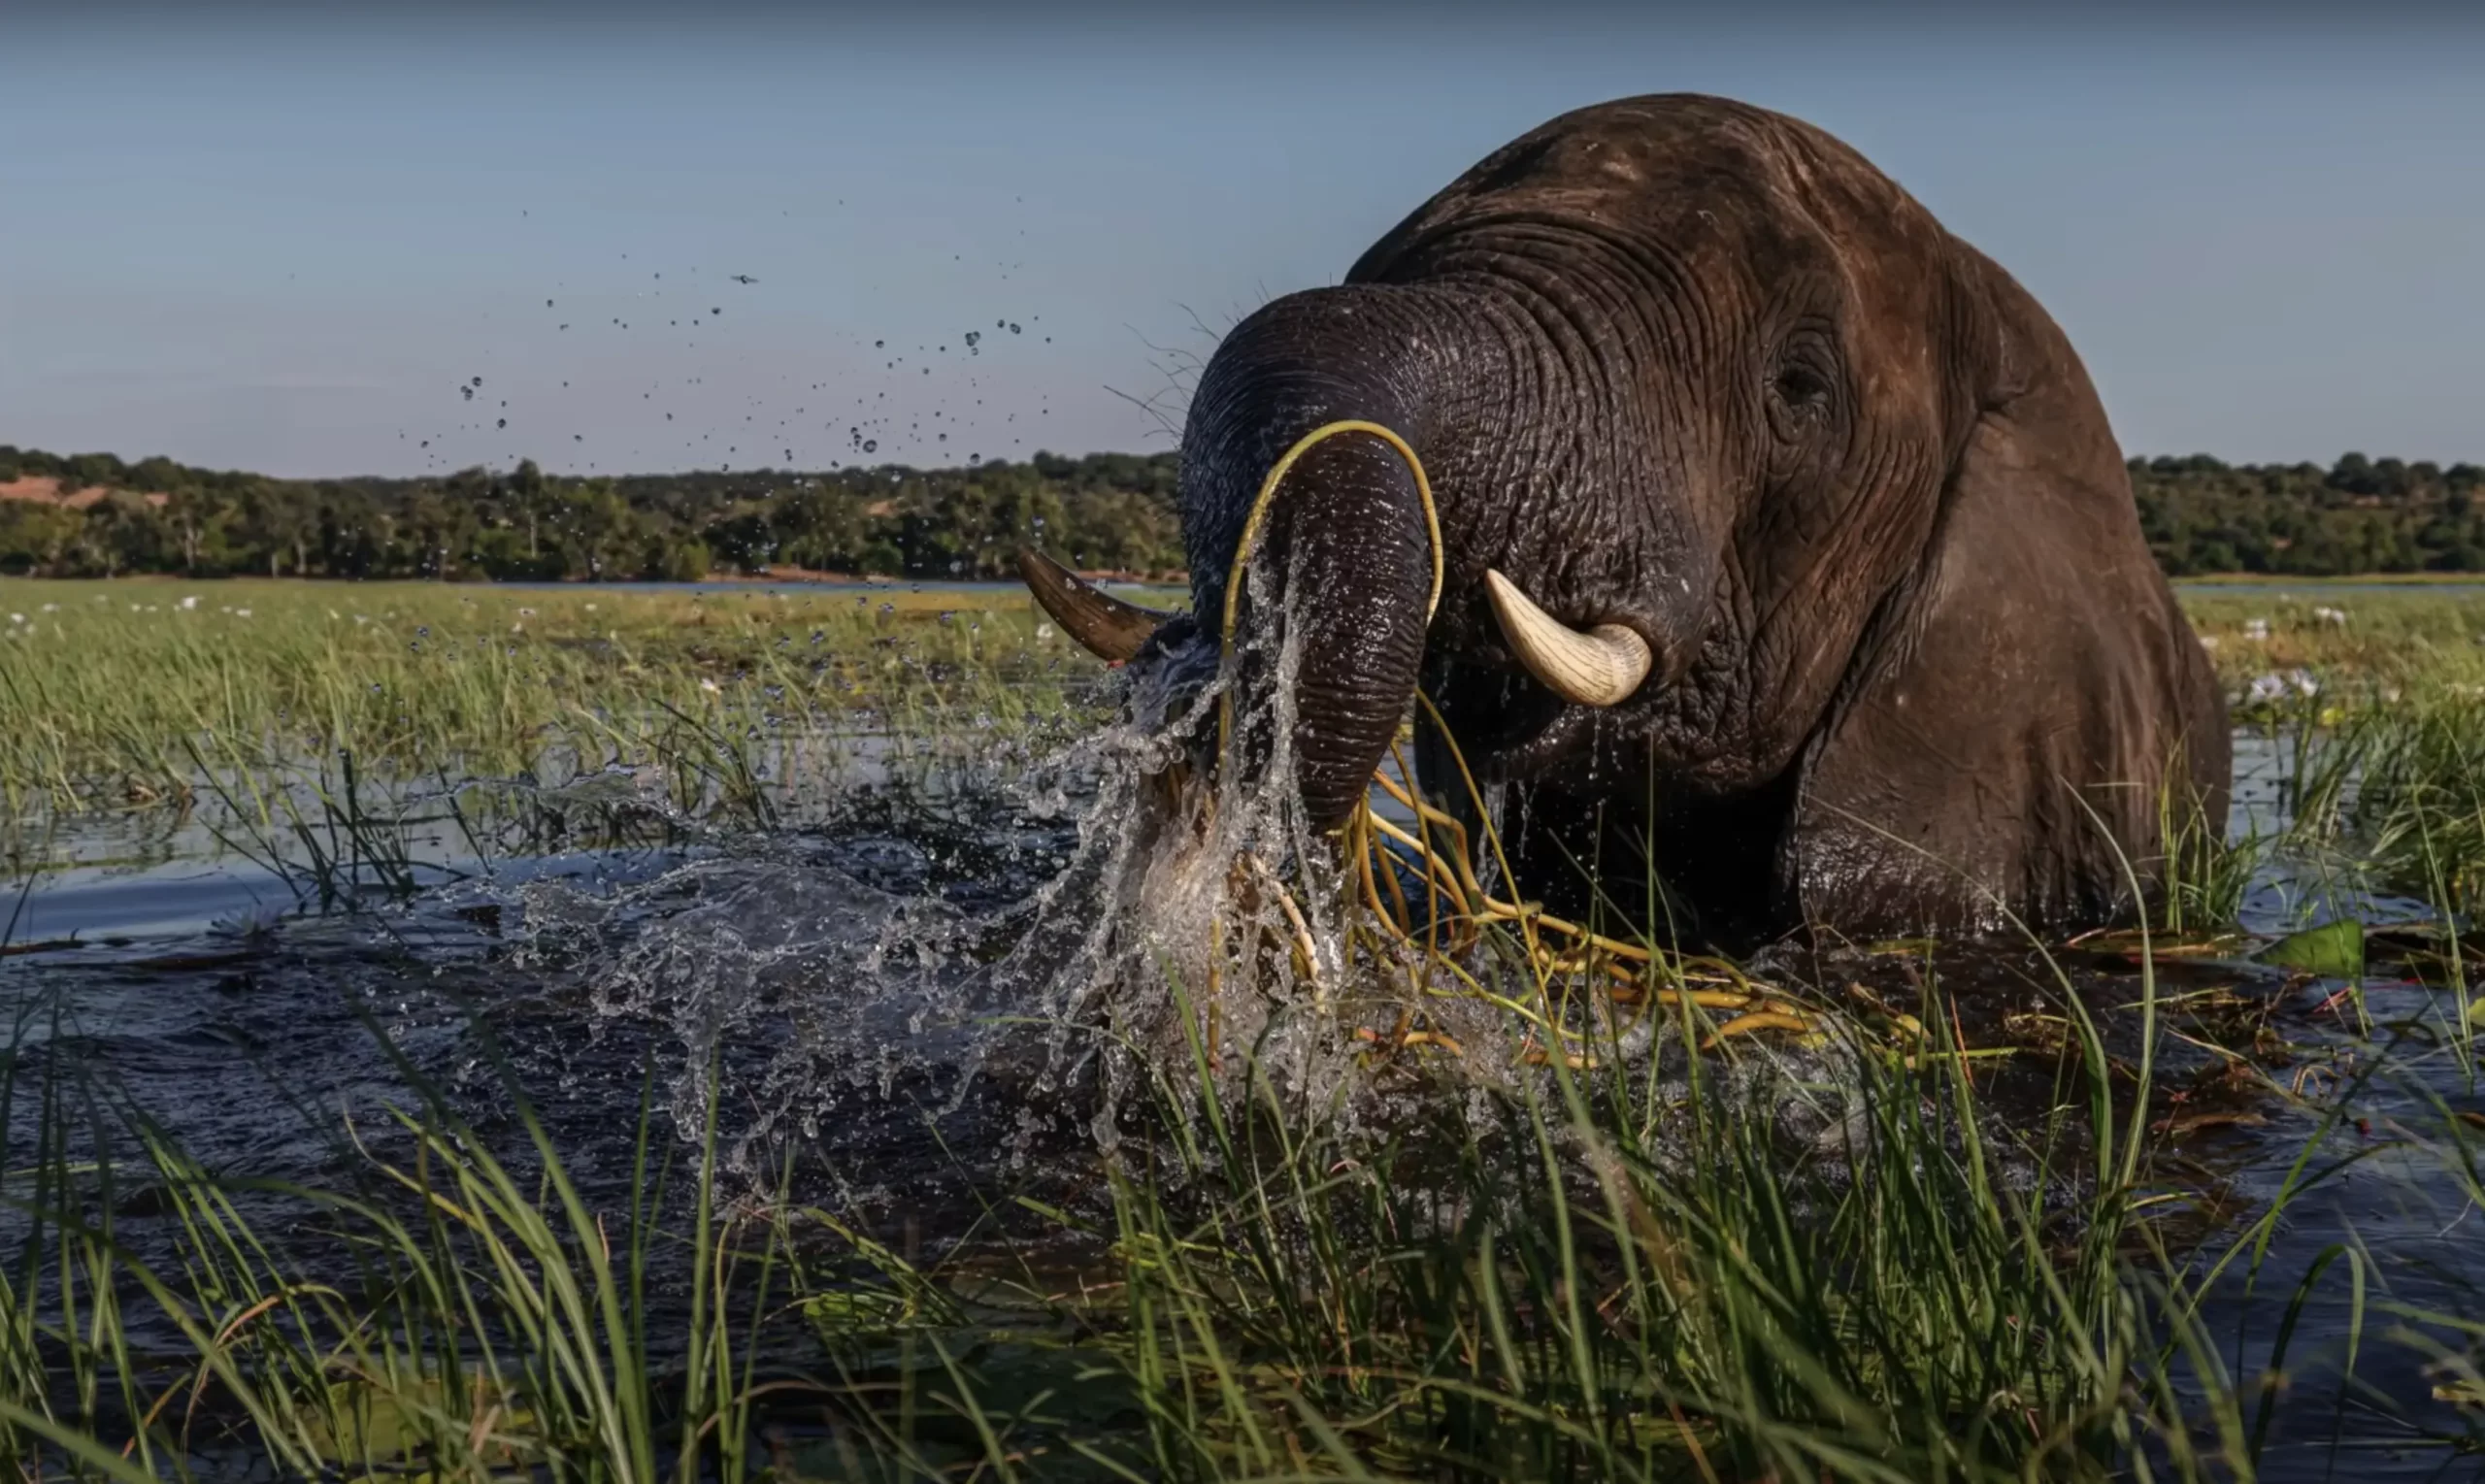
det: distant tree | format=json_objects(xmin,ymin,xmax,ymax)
[
  {"xmin": 0, "ymin": 502, "xmax": 80, "ymax": 573},
  {"xmin": 3, "ymin": 441, "xmax": 2475, "ymax": 583},
  {"xmin": 645, "ymin": 534, "xmax": 712, "ymax": 582},
  {"xmin": 2329, "ymin": 451, "xmax": 2377, "ymax": 496}
]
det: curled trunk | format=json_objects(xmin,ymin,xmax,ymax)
[
  {"xmin": 1234, "ymin": 433, "xmax": 1436, "ymax": 829},
  {"xmin": 1176, "ymin": 288, "xmax": 1470, "ymax": 831}
]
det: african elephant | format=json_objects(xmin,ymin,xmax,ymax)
[{"xmin": 1021, "ymin": 93, "xmax": 2231, "ymax": 948}]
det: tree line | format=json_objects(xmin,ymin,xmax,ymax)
[
  {"xmin": 2134, "ymin": 451, "xmax": 2485, "ymax": 576},
  {"xmin": 3, "ymin": 444, "xmax": 2480, "ymax": 582},
  {"xmin": 0, "ymin": 447, "xmax": 1183, "ymax": 582}
]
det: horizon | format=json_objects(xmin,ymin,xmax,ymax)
[
  {"xmin": 5, "ymin": 440, "xmax": 2476, "ymax": 491},
  {"xmin": 4, "ymin": 6, "xmax": 2481, "ymax": 481}
]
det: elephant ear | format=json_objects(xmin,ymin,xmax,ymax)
[
  {"xmin": 1773, "ymin": 237, "xmax": 2231, "ymax": 935},
  {"xmin": 1924, "ymin": 238, "xmax": 2037, "ymax": 477}
]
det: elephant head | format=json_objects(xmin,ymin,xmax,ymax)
[{"xmin": 1024, "ymin": 93, "xmax": 2228, "ymax": 939}]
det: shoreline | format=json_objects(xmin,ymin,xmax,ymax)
[
  {"xmin": 2170, "ymin": 572, "xmax": 2485, "ymax": 587},
  {"xmin": 701, "ymin": 565, "xmax": 1185, "ymax": 587},
  {"xmin": 0, "ymin": 567, "xmax": 1188, "ymax": 589}
]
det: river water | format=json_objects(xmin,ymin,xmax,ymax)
[{"xmin": 5, "ymin": 716, "xmax": 2484, "ymax": 1475}]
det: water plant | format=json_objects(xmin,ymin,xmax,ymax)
[
  {"xmin": 0, "ymin": 578, "xmax": 1117, "ymax": 826},
  {"xmin": 0, "ymin": 911, "xmax": 2366, "ymax": 1482}
]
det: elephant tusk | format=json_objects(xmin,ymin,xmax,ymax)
[
  {"xmin": 1016, "ymin": 546, "xmax": 1179, "ymax": 664},
  {"xmin": 1482, "ymin": 569, "xmax": 1652, "ymax": 708}
]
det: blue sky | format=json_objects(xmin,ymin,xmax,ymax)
[{"xmin": 2, "ymin": 8, "xmax": 2477, "ymax": 478}]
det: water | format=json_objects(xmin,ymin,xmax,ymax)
[{"xmin": 8, "ymin": 692, "xmax": 2485, "ymax": 1471}]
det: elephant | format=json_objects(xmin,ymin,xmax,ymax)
[{"xmin": 1019, "ymin": 92, "xmax": 2231, "ymax": 950}]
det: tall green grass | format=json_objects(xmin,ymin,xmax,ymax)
[
  {"xmin": 2284, "ymin": 690, "xmax": 2485, "ymax": 918},
  {"xmin": 1, "ymin": 881, "xmax": 2420, "ymax": 1480},
  {"xmin": 2179, "ymin": 587, "xmax": 2485, "ymax": 706},
  {"xmin": 0, "ymin": 578, "xmax": 1125, "ymax": 823}
]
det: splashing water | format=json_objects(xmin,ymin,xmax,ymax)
[{"xmin": 459, "ymin": 550, "xmax": 1998, "ymax": 1229}]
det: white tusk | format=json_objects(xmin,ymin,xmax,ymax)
[{"xmin": 1482, "ymin": 569, "xmax": 1652, "ymax": 708}]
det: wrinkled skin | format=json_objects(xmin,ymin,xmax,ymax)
[{"xmin": 1040, "ymin": 93, "xmax": 2231, "ymax": 949}]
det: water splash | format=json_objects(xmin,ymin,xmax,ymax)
[{"xmin": 468, "ymin": 554, "xmax": 1992, "ymax": 1220}]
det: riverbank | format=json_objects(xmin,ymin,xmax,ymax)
[{"xmin": 2173, "ymin": 571, "xmax": 2485, "ymax": 587}]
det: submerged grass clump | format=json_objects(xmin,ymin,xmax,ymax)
[{"xmin": 2282, "ymin": 689, "xmax": 2485, "ymax": 916}]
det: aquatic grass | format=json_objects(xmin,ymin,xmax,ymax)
[
  {"xmin": 2156, "ymin": 761, "xmax": 2269, "ymax": 937},
  {"xmin": 1046, "ymin": 928, "xmax": 2372, "ymax": 1480},
  {"xmin": 2245, "ymin": 673, "xmax": 2481, "ymax": 1005},
  {"xmin": 2354, "ymin": 1072, "xmax": 2485, "ymax": 1456},
  {"xmin": 2328, "ymin": 692, "xmax": 2485, "ymax": 917},
  {"xmin": 1013, "ymin": 771, "xmax": 2361, "ymax": 1478},
  {"xmin": 9, "ymin": 577, "xmax": 2485, "ymax": 1479},
  {"xmin": 5, "ymin": 577, "xmax": 2478, "ymax": 824},
  {"xmin": 1, "ymin": 874, "xmax": 2470, "ymax": 1480},
  {"xmin": 0, "ymin": 577, "xmax": 1116, "ymax": 823},
  {"xmin": 0, "ymin": 577, "xmax": 1132, "ymax": 904},
  {"xmin": 0, "ymin": 973, "xmax": 1032, "ymax": 1481},
  {"xmin": 2265, "ymin": 689, "xmax": 2485, "ymax": 1068},
  {"xmin": 149, "ymin": 674, "xmax": 1104, "ymax": 906},
  {"xmin": 2179, "ymin": 586, "xmax": 2485, "ymax": 704},
  {"xmin": 13, "ymin": 575, "xmax": 2481, "ymax": 925}
]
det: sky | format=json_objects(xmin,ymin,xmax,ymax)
[{"xmin": 2, "ymin": 4, "xmax": 2479, "ymax": 479}]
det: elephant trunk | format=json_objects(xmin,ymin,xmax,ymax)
[
  {"xmin": 1237, "ymin": 434, "xmax": 1436, "ymax": 830},
  {"xmin": 1178, "ymin": 287, "xmax": 1474, "ymax": 832}
]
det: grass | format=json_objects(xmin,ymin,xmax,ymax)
[
  {"xmin": 0, "ymin": 577, "xmax": 1168, "ymax": 827},
  {"xmin": 2173, "ymin": 573, "xmax": 2485, "ymax": 587},
  {"xmin": 2177, "ymin": 584, "xmax": 2485, "ymax": 708},
  {"xmin": 0, "ymin": 908, "xmax": 2428, "ymax": 1482},
  {"xmin": 2178, "ymin": 585, "xmax": 2485, "ymax": 919},
  {"xmin": 1088, "ymin": 969, "xmax": 2189, "ymax": 1481},
  {"xmin": 2279, "ymin": 688, "xmax": 2485, "ymax": 918},
  {"xmin": 2, "ymin": 576, "xmax": 2472, "ymax": 817},
  {"xmin": 5, "ymin": 577, "xmax": 2485, "ymax": 1477},
  {"xmin": 1, "ymin": 575, "xmax": 2472, "ymax": 840}
]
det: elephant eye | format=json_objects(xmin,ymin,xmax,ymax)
[{"xmin": 1772, "ymin": 362, "xmax": 1832, "ymax": 408}]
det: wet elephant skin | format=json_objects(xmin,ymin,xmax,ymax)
[{"xmin": 1074, "ymin": 93, "xmax": 2232, "ymax": 949}]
